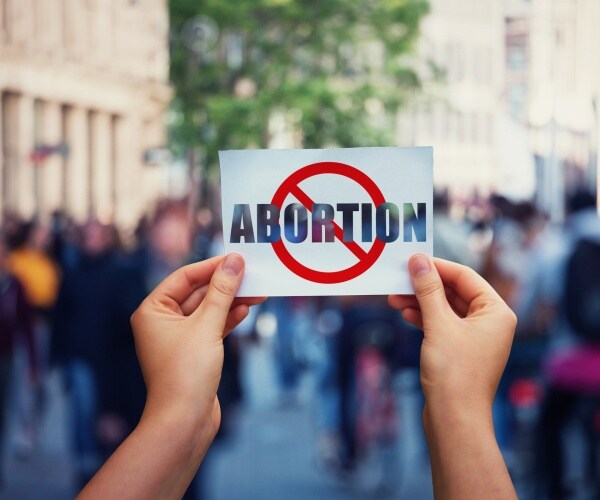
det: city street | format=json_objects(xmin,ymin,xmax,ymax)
[
  {"xmin": 0, "ymin": 340, "xmax": 434, "ymax": 500},
  {"xmin": 2, "ymin": 1, "xmax": 600, "ymax": 498}
]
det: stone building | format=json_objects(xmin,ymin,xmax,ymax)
[
  {"xmin": 0, "ymin": 0, "xmax": 171, "ymax": 227},
  {"xmin": 397, "ymin": 0, "xmax": 505, "ymax": 198},
  {"xmin": 504, "ymin": 0, "xmax": 600, "ymax": 219}
]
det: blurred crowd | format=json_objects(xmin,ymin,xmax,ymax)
[
  {"xmin": 0, "ymin": 200, "xmax": 218, "ymax": 494},
  {"xmin": 0, "ymin": 189, "xmax": 599, "ymax": 499}
]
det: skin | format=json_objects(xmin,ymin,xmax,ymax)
[
  {"xmin": 389, "ymin": 255, "xmax": 517, "ymax": 500},
  {"xmin": 80, "ymin": 253, "xmax": 517, "ymax": 500},
  {"xmin": 79, "ymin": 254, "xmax": 264, "ymax": 499}
]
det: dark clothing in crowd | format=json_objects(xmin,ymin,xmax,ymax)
[
  {"xmin": 53, "ymin": 254, "xmax": 135, "ymax": 365},
  {"xmin": 337, "ymin": 302, "xmax": 406, "ymax": 468},
  {"xmin": 52, "ymin": 252, "xmax": 147, "ymax": 474},
  {"xmin": 0, "ymin": 274, "xmax": 35, "ymax": 362},
  {"xmin": 0, "ymin": 273, "xmax": 36, "ymax": 470}
]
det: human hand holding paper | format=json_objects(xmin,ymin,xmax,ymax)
[
  {"xmin": 389, "ymin": 255, "xmax": 517, "ymax": 499},
  {"xmin": 79, "ymin": 254, "xmax": 265, "ymax": 499},
  {"xmin": 79, "ymin": 251, "xmax": 516, "ymax": 500}
]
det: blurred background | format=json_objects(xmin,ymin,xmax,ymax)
[{"xmin": 0, "ymin": 0, "xmax": 599, "ymax": 499}]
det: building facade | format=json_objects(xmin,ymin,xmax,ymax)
[
  {"xmin": 0, "ymin": 0, "xmax": 171, "ymax": 227},
  {"xmin": 397, "ymin": 0, "xmax": 506, "ymax": 198},
  {"xmin": 519, "ymin": 0, "xmax": 600, "ymax": 219},
  {"xmin": 398, "ymin": 0, "xmax": 600, "ymax": 211},
  {"xmin": 501, "ymin": 0, "xmax": 600, "ymax": 219}
]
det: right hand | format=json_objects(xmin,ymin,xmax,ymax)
[{"xmin": 388, "ymin": 255, "xmax": 517, "ymax": 421}]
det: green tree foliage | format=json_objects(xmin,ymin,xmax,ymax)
[{"xmin": 169, "ymin": 0, "xmax": 430, "ymax": 168}]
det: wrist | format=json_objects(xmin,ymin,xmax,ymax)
[
  {"xmin": 422, "ymin": 398, "xmax": 516, "ymax": 500},
  {"xmin": 140, "ymin": 398, "xmax": 219, "ymax": 462},
  {"xmin": 423, "ymin": 395, "xmax": 494, "ymax": 438}
]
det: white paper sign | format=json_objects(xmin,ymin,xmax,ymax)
[{"xmin": 219, "ymin": 147, "xmax": 433, "ymax": 297}]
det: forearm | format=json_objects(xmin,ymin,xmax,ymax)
[
  {"xmin": 78, "ymin": 403, "xmax": 216, "ymax": 499},
  {"xmin": 423, "ymin": 403, "xmax": 516, "ymax": 500}
]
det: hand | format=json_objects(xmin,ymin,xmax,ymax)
[
  {"xmin": 388, "ymin": 255, "xmax": 517, "ymax": 419},
  {"xmin": 78, "ymin": 254, "xmax": 266, "ymax": 499},
  {"xmin": 130, "ymin": 254, "xmax": 264, "ymax": 444},
  {"xmin": 388, "ymin": 255, "xmax": 518, "ymax": 500}
]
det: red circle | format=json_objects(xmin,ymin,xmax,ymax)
[{"xmin": 271, "ymin": 161, "xmax": 386, "ymax": 284}]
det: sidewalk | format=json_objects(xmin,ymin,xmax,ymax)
[
  {"xmin": 1, "ymin": 370, "xmax": 74, "ymax": 500},
  {"xmin": 205, "ymin": 340, "xmax": 434, "ymax": 500},
  {"xmin": 0, "ymin": 340, "xmax": 434, "ymax": 500}
]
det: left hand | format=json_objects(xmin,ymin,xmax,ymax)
[{"xmin": 130, "ymin": 254, "xmax": 264, "ymax": 445}]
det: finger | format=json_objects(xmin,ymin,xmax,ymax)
[
  {"xmin": 149, "ymin": 256, "xmax": 225, "ymax": 313},
  {"xmin": 444, "ymin": 285, "xmax": 470, "ymax": 318},
  {"xmin": 180, "ymin": 284, "xmax": 209, "ymax": 316},
  {"xmin": 433, "ymin": 258, "xmax": 505, "ymax": 312},
  {"xmin": 224, "ymin": 304, "xmax": 250, "ymax": 337},
  {"xmin": 180, "ymin": 283, "xmax": 264, "ymax": 317},
  {"xmin": 408, "ymin": 254, "xmax": 453, "ymax": 322},
  {"xmin": 194, "ymin": 254, "xmax": 245, "ymax": 335},
  {"xmin": 244, "ymin": 296, "xmax": 268, "ymax": 306},
  {"xmin": 390, "ymin": 289, "xmax": 468, "ymax": 317},
  {"xmin": 388, "ymin": 294, "xmax": 419, "ymax": 310},
  {"xmin": 229, "ymin": 296, "xmax": 268, "ymax": 308},
  {"xmin": 401, "ymin": 307, "xmax": 423, "ymax": 330}
]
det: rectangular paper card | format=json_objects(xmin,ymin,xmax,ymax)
[{"xmin": 219, "ymin": 147, "xmax": 433, "ymax": 297}]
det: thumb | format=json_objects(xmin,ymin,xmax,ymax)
[
  {"xmin": 408, "ymin": 254, "xmax": 452, "ymax": 321},
  {"xmin": 194, "ymin": 254, "xmax": 245, "ymax": 335}
]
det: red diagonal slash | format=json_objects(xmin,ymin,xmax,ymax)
[
  {"xmin": 289, "ymin": 185, "xmax": 368, "ymax": 260},
  {"xmin": 270, "ymin": 161, "xmax": 386, "ymax": 284}
]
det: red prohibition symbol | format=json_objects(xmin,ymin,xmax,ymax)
[{"xmin": 270, "ymin": 161, "xmax": 386, "ymax": 284}]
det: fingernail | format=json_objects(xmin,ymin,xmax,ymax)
[
  {"xmin": 222, "ymin": 254, "xmax": 244, "ymax": 276},
  {"xmin": 409, "ymin": 254, "xmax": 431, "ymax": 277}
]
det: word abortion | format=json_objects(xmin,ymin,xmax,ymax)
[{"xmin": 230, "ymin": 202, "xmax": 427, "ymax": 244}]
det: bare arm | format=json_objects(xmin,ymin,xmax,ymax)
[
  {"xmin": 79, "ymin": 405, "xmax": 212, "ymax": 499},
  {"xmin": 79, "ymin": 254, "xmax": 264, "ymax": 499},
  {"xmin": 390, "ymin": 256, "xmax": 517, "ymax": 500},
  {"xmin": 424, "ymin": 403, "xmax": 514, "ymax": 499}
]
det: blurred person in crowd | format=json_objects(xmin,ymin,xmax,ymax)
[
  {"xmin": 8, "ymin": 220, "xmax": 60, "ymax": 454},
  {"xmin": 46, "ymin": 211, "xmax": 83, "ymax": 272},
  {"xmin": 484, "ymin": 200, "xmax": 554, "ymax": 458},
  {"xmin": 52, "ymin": 220, "xmax": 146, "ymax": 488},
  {"xmin": 537, "ymin": 189, "xmax": 600, "ymax": 498},
  {"xmin": 1, "ymin": 211, "xmax": 25, "ymax": 251},
  {"xmin": 312, "ymin": 298, "xmax": 343, "ymax": 472},
  {"xmin": 192, "ymin": 208, "xmax": 216, "ymax": 262},
  {"xmin": 433, "ymin": 190, "xmax": 482, "ymax": 270},
  {"xmin": 335, "ymin": 296, "xmax": 404, "ymax": 474},
  {"xmin": 0, "ymin": 238, "xmax": 37, "ymax": 483},
  {"xmin": 8, "ymin": 221, "xmax": 60, "ymax": 313},
  {"xmin": 269, "ymin": 296, "xmax": 302, "ymax": 406},
  {"xmin": 482, "ymin": 196, "xmax": 523, "ymax": 306},
  {"xmin": 144, "ymin": 202, "xmax": 193, "ymax": 290},
  {"xmin": 50, "ymin": 210, "xmax": 80, "ymax": 270},
  {"xmin": 138, "ymin": 201, "xmax": 236, "ymax": 499}
]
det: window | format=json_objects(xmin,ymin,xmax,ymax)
[
  {"xmin": 33, "ymin": 99, "xmax": 42, "ymax": 146},
  {"xmin": 2, "ymin": 0, "xmax": 11, "ymax": 40},
  {"xmin": 471, "ymin": 113, "xmax": 479, "ymax": 143},
  {"xmin": 486, "ymin": 113, "xmax": 494, "ymax": 145},
  {"xmin": 508, "ymin": 83, "xmax": 526, "ymax": 119},
  {"xmin": 87, "ymin": 111, "xmax": 95, "ymax": 216},
  {"xmin": 61, "ymin": 105, "xmax": 70, "ymax": 207},
  {"xmin": 110, "ymin": 115, "xmax": 118, "ymax": 214},
  {"xmin": 508, "ymin": 46, "xmax": 526, "ymax": 71},
  {"xmin": 1, "ymin": 92, "xmax": 10, "ymax": 209},
  {"xmin": 457, "ymin": 112, "xmax": 465, "ymax": 143}
]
